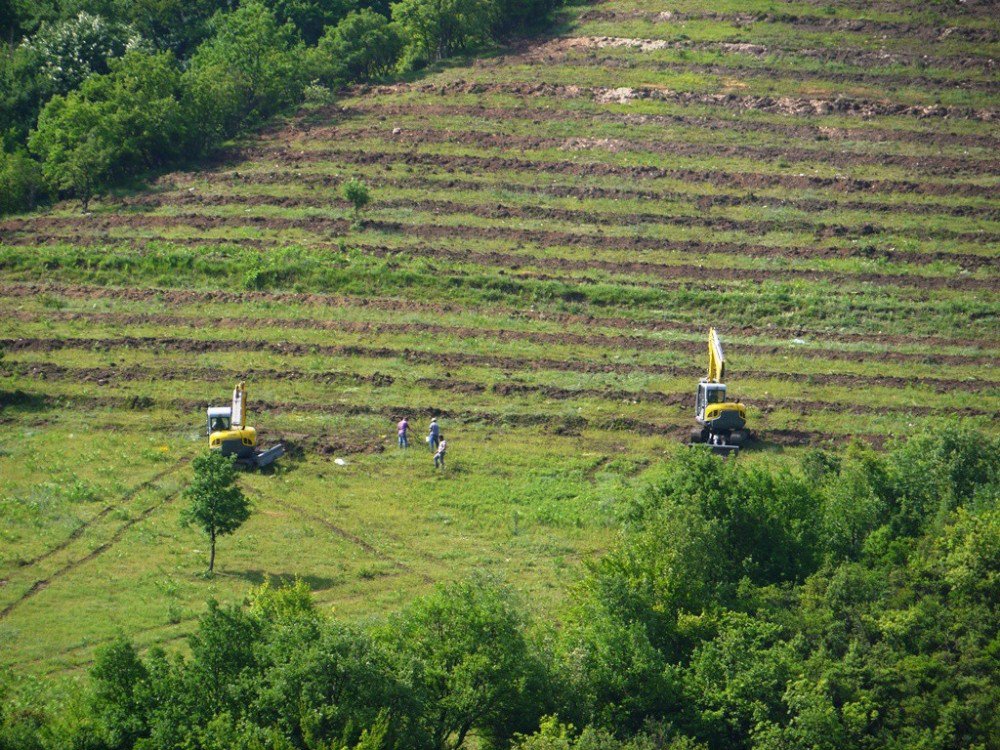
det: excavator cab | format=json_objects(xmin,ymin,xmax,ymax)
[
  {"xmin": 691, "ymin": 330, "xmax": 749, "ymax": 455},
  {"xmin": 205, "ymin": 382, "xmax": 284, "ymax": 469}
]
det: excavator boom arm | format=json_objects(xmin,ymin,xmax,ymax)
[
  {"xmin": 231, "ymin": 381, "xmax": 247, "ymax": 430},
  {"xmin": 707, "ymin": 328, "xmax": 726, "ymax": 382}
]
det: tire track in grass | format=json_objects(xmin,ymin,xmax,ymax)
[
  {"xmin": 246, "ymin": 487, "xmax": 434, "ymax": 584},
  {"xmin": 0, "ymin": 460, "xmax": 189, "ymax": 620},
  {"xmin": 10, "ymin": 458, "xmax": 191, "ymax": 572}
]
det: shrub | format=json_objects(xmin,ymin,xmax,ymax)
[
  {"xmin": 342, "ymin": 177, "xmax": 371, "ymax": 219},
  {"xmin": 0, "ymin": 148, "xmax": 44, "ymax": 215},
  {"xmin": 309, "ymin": 8, "xmax": 403, "ymax": 85},
  {"xmin": 264, "ymin": 0, "xmax": 359, "ymax": 45},
  {"xmin": 391, "ymin": 0, "xmax": 498, "ymax": 67}
]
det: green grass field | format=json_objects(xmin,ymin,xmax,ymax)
[{"xmin": 1, "ymin": 0, "xmax": 997, "ymax": 680}]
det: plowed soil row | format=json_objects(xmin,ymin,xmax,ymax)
[
  {"xmin": 199, "ymin": 169, "xmax": 1000, "ymax": 221},
  {"xmin": 0, "ymin": 388, "xmax": 882, "ymax": 449},
  {"xmin": 325, "ymin": 101, "xmax": 1000, "ymax": 150},
  {"xmin": 526, "ymin": 31, "xmax": 998, "ymax": 71},
  {"xmin": 3, "ymin": 337, "xmax": 994, "ymax": 392},
  {"xmin": 358, "ymin": 81, "xmax": 997, "ymax": 121},
  {"xmin": 118, "ymin": 189, "xmax": 1000, "ymax": 246},
  {"xmin": 524, "ymin": 47, "xmax": 999, "ymax": 93},
  {"xmin": 288, "ymin": 124, "xmax": 994, "ymax": 177},
  {"xmin": 6, "ymin": 309, "xmax": 991, "ymax": 366},
  {"xmin": 577, "ymin": 9, "xmax": 1000, "ymax": 43},
  {"xmin": 5, "ymin": 361, "xmax": 994, "ymax": 419},
  {"xmin": 540, "ymin": 28, "xmax": 996, "ymax": 74},
  {"xmin": 2, "ymin": 282, "xmax": 989, "ymax": 350},
  {"xmin": 6, "ymin": 214, "xmax": 995, "ymax": 277},
  {"xmin": 235, "ymin": 146, "xmax": 998, "ymax": 199}
]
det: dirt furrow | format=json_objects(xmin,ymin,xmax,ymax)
[
  {"xmin": 8, "ymin": 308, "xmax": 994, "ymax": 365},
  {"xmin": 285, "ymin": 124, "xmax": 997, "ymax": 177},
  {"xmin": 508, "ymin": 46, "xmax": 999, "ymax": 94},
  {"xmin": 118, "ymin": 189, "xmax": 1000, "ymax": 247},
  {"xmin": 576, "ymin": 9, "xmax": 1000, "ymax": 44},
  {"xmin": 191, "ymin": 169, "xmax": 1000, "ymax": 222},
  {"xmin": 0, "ymin": 389, "xmax": 895, "ymax": 450},
  {"xmin": 2, "ymin": 337, "xmax": 995, "ymax": 393},
  {"xmin": 357, "ymin": 80, "xmax": 997, "ymax": 122},
  {"xmin": 1, "ymin": 282, "xmax": 991, "ymax": 350},
  {"xmin": 324, "ymin": 100, "xmax": 1000, "ymax": 151},
  {"xmin": 4, "ymin": 361, "xmax": 995, "ymax": 419},
  {"xmin": 5, "ymin": 214, "xmax": 997, "ymax": 280},
  {"xmin": 233, "ymin": 146, "xmax": 1000, "ymax": 199}
]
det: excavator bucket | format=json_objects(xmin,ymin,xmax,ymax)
[{"xmin": 253, "ymin": 443, "xmax": 285, "ymax": 468}]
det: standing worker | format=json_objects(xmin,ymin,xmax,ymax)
[
  {"xmin": 428, "ymin": 417, "xmax": 440, "ymax": 451},
  {"xmin": 397, "ymin": 417, "xmax": 409, "ymax": 448},
  {"xmin": 434, "ymin": 435, "xmax": 447, "ymax": 470}
]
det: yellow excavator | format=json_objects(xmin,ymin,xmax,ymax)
[
  {"xmin": 207, "ymin": 381, "xmax": 284, "ymax": 469},
  {"xmin": 691, "ymin": 328, "xmax": 749, "ymax": 456}
]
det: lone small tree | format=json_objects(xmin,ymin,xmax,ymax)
[
  {"xmin": 181, "ymin": 451, "xmax": 251, "ymax": 574},
  {"xmin": 342, "ymin": 177, "xmax": 370, "ymax": 222}
]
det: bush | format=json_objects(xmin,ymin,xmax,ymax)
[
  {"xmin": 309, "ymin": 8, "xmax": 403, "ymax": 85},
  {"xmin": 391, "ymin": 0, "xmax": 498, "ymax": 67},
  {"xmin": 184, "ymin": 1, "xmax": 306, "ymax": 137},
  {"xmin": 28, "ymin": 50, "xmax": 187, "ymax": 208},
  {"xmin": 264, "ymin": 0, "xmax": 359, "ymax": 45},
  {"xmin": 342, "ymin": 177, "xmax": 371, "ymax": 219},
  {"xmin": 19, "ymin": 11, "xmax": 145, "ymax": 95},
  {"xmin": 0, "ymin": 148, "xmax": 44, "ymax": 215}
]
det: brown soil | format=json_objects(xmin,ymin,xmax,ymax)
[
  {"xmin": 2, "ymin": 336, "xmax": 995, "ymax": 393},
  {"xmin": 2, "ymin": 281, "xmax": 993, "ymax": 351},
  {"xmin": 5, "ymin": 214, "xmax": 997, "ymax": 279},
  {"xmin": 356, "ymin": 80, "xmax": 997, "ymax": 122},
  {"xmin": 577, "ymin": 10, "xmax": 1000, "ymax": 44},
  {"xmin": 116, "ymin": 188, "xmax": 1000, "ymax": 247},
  {"xmin": 235, "ymin": 145, "xmax": 1000, "ymax": 199},
  {"xmin": 327, "ymin": 100, "xmax": 1000, "ymax": 152},
  {"xmin": 282, "ymin": 124, "xmax": 996, "ymax": 178},
  {"xmin": 194, "ymin": 168, "xmax": 1000, "ymax": 222}
]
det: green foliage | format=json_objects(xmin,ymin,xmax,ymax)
[
  {"xmin": 180, "ymin": 451, "xmax": 251, "ymax": 572},
  {"xmin": 383, "ymin": 576, "xmax": 546, "ymax": 749},
  {"xmin": 309, "ymin": 8, "xmax": 403, "ymax": 85},
  {"xmin": 264, "ymin": 0, "xmax": 359, "ymax": 45},
  {"xmin": 27, "ymin": 50, "xmax": 186, "ymax": 207},
  {"xmin": 492, "ymin": 0, "xmax": 561, "ymax": 34},
  {"xmin": 391, "ymin": 0, "xmax": 498, "ymax": 67},
  {"xmin": 19, "ymin": 11, "xmax": 145, "ymax": 95},
  {"xmin": 0, "ymin": 147, "xmax": 44, "ymax": 214},
  {"xmin": 343, "ymin": 177, "xmax": 372, "ymax": 219},
  {"xmin": 185, "ymin": 1, "xmax": 306, "ymax": 136}
]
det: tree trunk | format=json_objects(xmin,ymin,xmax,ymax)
[{"xmin": 208, "ymin": 529, "xmax": 216, "ymax": 573}]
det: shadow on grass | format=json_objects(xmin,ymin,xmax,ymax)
[
  {"xmin": 233, "ymin": 569, "xmax": 343, "ymax": 592},
  {"xmin": 0, "ymin": 389, "xmax": 53, "ymax": 413}
]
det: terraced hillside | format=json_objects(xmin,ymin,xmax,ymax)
[{"xmin": 1, "ymin": 0, "xmax": 997, "ymax": 677}]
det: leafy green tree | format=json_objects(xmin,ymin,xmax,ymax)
[
  {"xmin": 0, "ymin": 148, "xmax": 44, "ymax": 215},
  {"xmin": 492, "ymin": 0, "xmax": 561, "ymax": 34},
  {"xmin": 181, "ymin": 451, "xmax": 251, "ymax": 573},
  {"xmin": 391, "ymin": 0, "xmax": 497, "ymax": 66},
  {"xmin": 264, "ymin": 0, "xmax": 359, "ymax": 44},
  {"xmin": 185, "ymin": 1, "xmax": 305, "ymax": 136},
  {"xmin": 342, "ymin": 177, "xmax": 371, "ymax": 220},
  {"xmin": 385, "ymin": 577, "xmax": 542, "ymax": 750},
  {"xmin": 20, "ymin": 11, "xmax": 145, "ymax": 95},
  {"xmin": 28, "ymin": 50, "xmax": 186, "ymax": 208},
  {"xmin": 310, "ymin": 8, "xmax": 402, "ymax": 85},
  {"xmin": 90, "ymin": 637, "xmax": 152, "ymax": 749}
]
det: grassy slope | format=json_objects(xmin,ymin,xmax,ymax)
[{"xmin": 0, "ymin": 0, "xmax": 997, "ymax": 677}]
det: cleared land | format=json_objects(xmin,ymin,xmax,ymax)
[{"xmin": 0, "ymin": 0, "xmax": 997, "ymax": 677}]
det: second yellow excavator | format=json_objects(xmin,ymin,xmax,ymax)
[{"xmin": 691, "ymin": 328, "xmax": 749, "ymax": 456}]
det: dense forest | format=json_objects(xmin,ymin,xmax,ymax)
[
  {"xmin": 2, "ymin": 426, "xmax": 997, "ymax": 749},
  {"xmin": 0, "ymin": 0, "xmax": 561, "ymax": 213}
]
